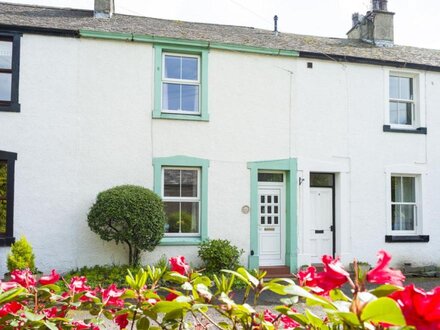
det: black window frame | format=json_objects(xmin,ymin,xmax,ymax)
[
  {"xmin": 0, "ymin": 150, "xmax": 17, "ymax": 246},
  {"xmin": 0, "ymin": 31, "xmax": 21, "ymax": 113}
]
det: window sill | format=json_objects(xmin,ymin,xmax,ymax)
[
  {"xmin": 0, "ymin": 236, "xmax": 16, "ymax": 247},
  {"xmin": 383, "ymin": 125, "xmax": 427, "ymax": 134},
  {"xmin": 159, "ymin": 237, "xmax": 203, "ymax": 246},
  {"xmin": 153, "ymin": 112, "xmax": 209, "ymax": 122},
  {"xmin": 385, "ymin": 235, "xmax": 429, "ymax": 243},
  {"xmin": 0, "ymin": 103, "xmax": 20, "ymax": 113}
]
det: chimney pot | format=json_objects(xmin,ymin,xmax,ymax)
[
  {"xmin": 372, "ymin": 0, "xmax": 388, "ymax": 11},
  {"xmin": 94, "ymin": 0, "xmax": 114, "ymax": 18},
  {"xmin": 352, "ymin": 12, "xmax": 360, "ymax": 27}
]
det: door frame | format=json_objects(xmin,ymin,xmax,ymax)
[
  {"xmin": 247, "ymin": 158, "xmax": 298, "ymax": 273},
  {"xmin": 309, "ymin": 172, "xmax": 335, "ymax": 257},
  {"xmin": 258, "ymin": 176, "xmax": 286, "ymax": 266}
]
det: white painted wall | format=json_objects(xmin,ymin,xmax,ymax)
[{"xmin": 0, "ymin": 33, "xmax": 439, "ymax": 274}]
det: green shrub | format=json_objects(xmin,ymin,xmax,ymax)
[
  {"xmin": 87, "ymin": 185, "xmax": 166, "ymax": 266},
  {"xmin": 198, "ymin": 239, "xmax": 244, "ymax": 273},
  {"xmin": 7, "ymin": 236, "xmax": 36, "ymax": 273},
  {"xmin": 64, "ymin": 264, "xmax": 142, "ymax": 288}
]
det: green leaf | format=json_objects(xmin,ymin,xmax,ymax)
[
  {"xmin": 44, "ymin": 321, "xmax": 58, "ymax": 330},
  {"xmin": 327, "ymin": 310, "xmax": 361, "ymax": 326},
  {"xmin": 330, "ymin": 289, "xmax": 351, "ymax": 302},
  {"xmin": 265, "ymin": 282, "xmax": 288, "ymax": 295},
  {"xmin": 152, "ymin": 301, "xmax": 191, "ymax": 314},
  {"xmin": 361, "ymin": 297, "xmax": 406, "ymax": 326},
  {"xmin": 181, "ymin": 282, "xmax": 193, "ymax": 291},
  {"xmin": 24, "ymin": 311, "xmax": 45, "ymax": 322},
  {"xmin": 163, "ymin": 272, "xmax": 188, "ymax": 284},
  {"xmin": 0, "ymin": 287, "xmax": 25, "ymax": 304},
  {"xmin": 137, "ymin": 317, "xmax": 150, "ymax": 330},
  {"xmin": 370, "ymin": 284, "xmax": 403, "ymax": 298},
  {"xmin": 305, "ymin": 309, "xmax": 324, "ymax": 328}
]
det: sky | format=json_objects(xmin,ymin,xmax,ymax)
[{"xmin": 1, "ymin": 0, "xmax": 440, "ymax": 49}]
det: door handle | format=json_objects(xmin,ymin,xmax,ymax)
[
  {"xmin": 315, "ymin": 230, "xmax": 324, "ymax": 234},
  {"xmin": 330, "ymin": 225, "xmax": 334, "ymax": 232}
]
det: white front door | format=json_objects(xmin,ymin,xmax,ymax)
[
  {"xmin": 309, "ymin": 187, "xmax": 333, "ymax": 263},
  {"xmin": 259, "ymin": 185, "xmax": 285, "ymax": 266}
]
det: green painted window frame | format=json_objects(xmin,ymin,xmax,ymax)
[
  {"xmin": 153, "ymin": 156, "xmax": 209, "ymax": 245},
  {"xmin": 153, "ymin": 44, "xmax": 209, "ymax": 121}
]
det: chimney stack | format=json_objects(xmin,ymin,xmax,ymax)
[
  {"xmin": 94, "ymin": 0, "xmax": 114, "ymax": 18},
  {"xmin": 347, "ymin": 0, "xmax": 394, "ymax": 47}
]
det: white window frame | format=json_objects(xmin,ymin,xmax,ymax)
[
  {"xmin": 161, "ymin": 53, "xmax": 201, "ymax": 115},
  {"xmin": 385, "ymin": 167, "xmax": 424, "ymax": 236},
  {"xmin": 385, "ymin": 70, "xmax": 424, "ymax": 130},
  {"xmin": 390, "ymin": 175, "xmax": 418, "ymax": 234},
  {"xmin": 161, "ymin": 167, "xmax": 201, "ymax": 237}
]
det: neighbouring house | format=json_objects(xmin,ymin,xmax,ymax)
[{"xmin": 0, "ymin": 0, "xmax": 439, "ymax": 274}]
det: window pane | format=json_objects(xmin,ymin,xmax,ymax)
[
  {"xmin": 162, "ymin": 83, "xmax": 180, "ymax": 110},
  {"xmin": 389, "ymin": 76, "xmax": 399, "ymax": 99},
  {"xmin": 399, "ymin": 77, "xmax": 412, "ymax": 100},
  {"xmin": 391, "ymin": 176, "xmax": 401, "ymax": 202},
  {"xmin": 397, "ymin": 102, "xmax": 412, "ymax": 125},
  {"xmin": 181, "ymin": 85, "xmax": 199, "ymax": 112},
  {"xmin": 164, "ymin": 55, "xmax": 181, "ymax": 79},
  {"xmin": 391, "ymin": 204, "xmax": 400, "ymax": 230},
  {"xmin": 0, "ymin": 73, "xmax": 12, "ymax": 102},
  {"xmin": 181, "ymin": 202, "xmax": 199, "ymax": 233},
  {"xmin": 0, "ymin": 41, "xmax": 12, "ymax": 69},
  {"xmin": 258, "ymin": 173, "xmax": 283, "ymax": 182},
  {"xmin": 181, "ymin": 170, "xmax": 198, "ymax": 197},
  {"xmin": 0, "ymin": 162, "xmax": 7, "ymax": 235},
  {"xmin": 390, "ymin": 101, "xmax": 398, "ymax": 124},
  {"xmin": 400, "ymin": 205, "xmax": 415, "ymax": 230},
  {"xmin": 164, "ymin": 201, "xmax": 180, "ymax": 233},
  {"xmin": 310, "ymin": 173, "xmax": 333, "ymax": 187},
  {"xmin": 181, "ymin": 57, "xmax": 198, "ymax": 80},
  {"xmin": 402, "ymin": 177, "xmax": 415, "ymax": 202},
  {"xmin": 164, "ymin": 169, "xmax": 180, "ymax": 197}
]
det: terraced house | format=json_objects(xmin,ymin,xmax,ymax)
[{"xmin": 0, "ymin": 0, "xmax": 439, "ymax": 274}]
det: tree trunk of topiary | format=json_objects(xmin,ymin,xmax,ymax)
[{"xmin": 127, "ymin": 242, "xmax": 141, "ymax": 266}]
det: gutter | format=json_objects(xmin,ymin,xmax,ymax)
[{"xmin": 0, "ymin": 24, "xmax": 78, "ymax": 38}]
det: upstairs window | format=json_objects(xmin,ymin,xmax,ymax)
[
  {"xmin": 0, "ymin": 33, "xmax": 20, "ymax": 112},
  {"xmin": 389, "ymin": 75, "xmax": 414, "ymax": 126},
  {"xmin": 153, "ymin": 45, "xmax": 209, "ymax": 121},
  {"xmin": 162, "ymin": 54, "xmax": 200, "ymax": 114}
]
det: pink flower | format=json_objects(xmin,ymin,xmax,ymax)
[
  {"xmin": 367, "ymin": 250, "xmax": 405, "ymax": 286},
  {"xmin": 114, "ymin": 313, "xmax": 129, "ymax": 329},
  {"xmin": 101, "ymin": 284, "xmax": 125, "ymax": 307},
  {"xmin": 0, "ymin": 281, "xmax": 19, "ymax": 291},
  {"xmin": 390, "ymin": 284, "xmax": 440, "ymax": 329},
  {"xmin": 11, "ymin": 269, "xmax": 36, "ymax": 288},
  {"xmin": 0, "ymin": 301, "xmax": 22, "ymax": 317},
  {"xmin": 169, "ymin": 256, "xmax": 190, "ymax": 275},
  {"xmin": 263, "ymin": 309, "xmax": 300, "ymax": 329},
  {"xmin": 68, "ymin": 276, "xmax": 90, "ymax": 293},
  {"xmin": 296, "ymin": 266, "xmax": 320, "ymax": 288},
  {"xmin": 39, "ymin": 269, "xmax": 60, "ymax": 285},
  {"xmin": 43, "ymin": 307, "xmax": 58, "ymax": 318},
  {"xmin": 71, "ymin": 321, "xmax": 100, "ymax": 330}
]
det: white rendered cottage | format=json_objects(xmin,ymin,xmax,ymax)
[{"xmin": 0, "ymin": 0, "xmax": 439, "ymax": 274}]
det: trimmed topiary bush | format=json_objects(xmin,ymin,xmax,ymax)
[
  {"xmin": 87, "ymin": 185, "xmax": 166, "ymax": 266},
  {"xmin": 7, "ymin": 236, "xmax": 36, "ymax": 273},
  {"xmin": 198, "ymin": 239, "xmax": 244, "ymax": 273}
]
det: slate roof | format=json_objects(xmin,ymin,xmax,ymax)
[{"xmin": 1, "ymin": 2, "xmax": 440, "ymax": 68}]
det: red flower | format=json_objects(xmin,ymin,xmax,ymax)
[
  {"xmin": 367, "ymin": 250, "xmax": 405, "ymax": 286},
  {"xmin": 169, "ymin": 256, "xmax": 190, "ymax": 275},
  {"xmin": 390, "ymin": 284, "xmax": 440, "ymax": 329},
  {"xmin": 101, "ymin": 284, "xmax": 125, "ymax": 307},
  {"xmin": 68, "ymin": 276, "xmax": 90, "ymax": 293},
  {"xmin": 43, "ymin": 307, "xmax": 58, "ymax": 318},
  {"xmin": 114, "ymin": 313, "xmax": 129, "ymax": 329},
  {"xmin": 0, "ymin": 301, "xmax": 22, "ymax": 317},
  {"xmin": 0, "ymin": 281, "xmax": 19, "ymax": 291},
  {"xmin": 263, "ymin": 309, "xmax": 300, "ymax": 329},
  {"xmin": 39, "ymin": 269, "xmax": 60, "ymax": 285},
  {"xmin": 11, "ymin": 269, "xmax": 36, "ymax": 288},
  {"xmin": 296, "ymin": 256, "xmax": 349, "ymax": 295},
  {"xmin": 166, "ymin": 292, "xmax": 179, "ymax": 301}
]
